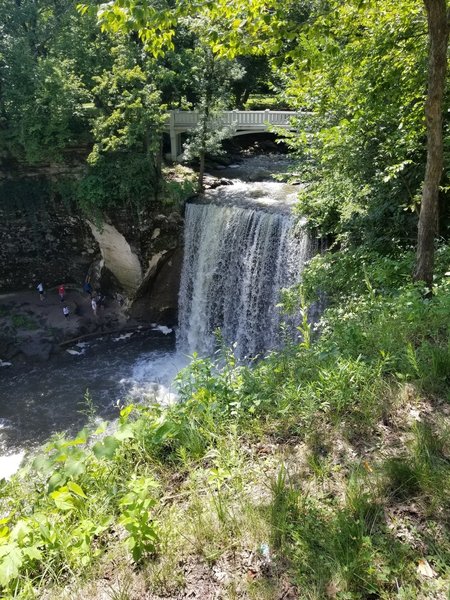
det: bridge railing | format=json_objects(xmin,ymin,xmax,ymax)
[
  {"xmin": 165, "ymin": 109, "xmax": 307, "ymax": 159},
  {"xmin": 220, "ymin": 110, "xmax": 298, "ymax": 127},
  {"xmin": 168, "ymin": 110, "xmax": 300, "ymax": 130}
]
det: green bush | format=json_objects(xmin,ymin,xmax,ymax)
[
  {"xmin": 244, "ymin": 94, "xmax": 294, "ymax": 111},
  {"xmin": 11, "ymin": 315, "xmax": 38, "ymax": 330}
]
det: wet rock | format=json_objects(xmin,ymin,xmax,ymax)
[
  {"xmin": 167, "ymin": 212, "xmax": 183, "ymax": 226},
  {"xmin": 18, "ymin": 337, "xmax": 53, "ymax": 361},
  {"xmin": 0, "ymin": 335, "xmax": 19, "ymax": 360},
  {"xmin": 203, "ymin": 175, "xmax": 233, "ymax": 190}
]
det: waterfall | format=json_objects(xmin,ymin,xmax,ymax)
[{"xmin": 178, "ymin": 200, "xmax": 314, "ymax": 358}]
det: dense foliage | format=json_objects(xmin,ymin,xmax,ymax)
[
  {"xmin": 87, "ymin": 0, "xmax": 450, "ymax": 260},
  {"xmin": 0, "ymin": 0, "xmax": 268, "ymax": 211},
  {"xmin": 282, "ymin": 0, "xmax": 431, "ymax": 246},
  {"xmin": 2, "ymin": 0, "xmax": 449, "ymax": 241}
]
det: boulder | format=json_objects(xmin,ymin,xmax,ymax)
[{"xmin": 18, "ymin": 337, "xmax": 53, "ymax": 361}]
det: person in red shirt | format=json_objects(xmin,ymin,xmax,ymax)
[{"xmin": 58, "ymin": 284, "xmax": 65, "ymax": 302}]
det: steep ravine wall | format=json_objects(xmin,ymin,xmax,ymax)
[
  {"xmin": 0, "ymin": 190, "xmax": 184, "ymax": 325},
  {"xmin": 0, "ymin": 198, "xmax": 98, "ymax": 292}
]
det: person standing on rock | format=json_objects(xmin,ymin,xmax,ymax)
[
  {"xmin": 58, "ymin": 284, "xmax": 65, "ymax": 302},
  {"xmin": 36, "ymin": 282, "xmax": 45, "ymax": 301},
  {"xmin": 91, "ymin": 297, "xmax": 97, "ymax": 316},
  {"xmin": 63, "ymin": 305, "xmax": 70, "ymax": 319},
  {"xmin": 83, "ymin": 279, "xmax": 93, "ymax": 298}
]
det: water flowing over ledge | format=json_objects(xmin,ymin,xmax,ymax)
[{"xmin": 178, "ymin": 198, "xmax": 314, "ymax": 358}]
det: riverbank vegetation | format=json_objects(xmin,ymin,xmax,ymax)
[
  {"xmin": 2, "ymin": 0, "xmax": 450, "ymax": 597},
  {"xmin": 1, "ymin": 246, "xmax": 450, "ymax": 598},
  {"xmin": 0, "ymin": 0, "xmax": 271, "ymax": 210}
]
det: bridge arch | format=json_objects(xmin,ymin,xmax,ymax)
[{"xmin": 164, "ymin": 109, "xmax": 300, "ymax": 160}]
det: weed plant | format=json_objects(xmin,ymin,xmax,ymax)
[{"xmin": 1, "ymin": 246, "xmax": 450, "ymax": 598}]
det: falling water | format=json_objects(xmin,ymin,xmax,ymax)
[{"xmin": 178, "ymin": 187, "xmax": 314, "ymax": 358}]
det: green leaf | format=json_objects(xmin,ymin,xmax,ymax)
[
  {"xmin": 0, "ymin": 544, "xmax": 22, "ymax": 587},
  {"xmin": 50, "ymin": 489, "xmax": 75, "ymax": 511},
  {"xmin": 33, "ymin": 454, "xmax": 54, "ymax": 474},
  {"xmin": 67, "ymin": 481, "xmax": 88, "ymax": 498},
  {"xmin": 62, "ymin": 430, "xmax": 89, "ymax": 447},
  {"xmin": 47, "ymin": 471, "xmax": 66, "ymax": 493},
  {"xmin": 64, "ymin": 456, "xmax": 86, "ymax": 478},
  {"xmin": 92, "ymin": 436, "xmax": 120, "ymax": 459},
  {"xmin": 120, "ymin": 404, "xmax": 134, "ymax": 419},
  {"xmin": 22, "ymin": 546, "xmax": 42, "ymax": 561},
  {"xmin": 94, "ymin": 421, "xmax": 108, "ymax": 435},
  {"xmin": 10, "ymin": 520, "xmax": 31, "ymax": 544},
  {"xmin": 114, "ymin": 424, "xmax": 135, "ymax": 441}
]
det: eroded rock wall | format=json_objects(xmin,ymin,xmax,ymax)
[
  {"xmin": 0, "ymin": 183, "xmax": 185, "ymax": 325},
  {"xmin": 88, "ymin": 221, "xmax": 143, "ymax": 294},
  {"xmin": 100, "ymin": 208, "xmax": 184, "ymax": 324},
  {"xmin": 0, "ymin": 197, "xmax": 98, "ymax": 292}
]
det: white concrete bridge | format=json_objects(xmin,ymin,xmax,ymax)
[{"xmin": 165, "ymin": 109, "xmax": 299, "ymax": 160}]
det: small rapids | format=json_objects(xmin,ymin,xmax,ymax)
[{"xmin": 0, "ymin": 332, "xmax": 183, "ymax": 463}]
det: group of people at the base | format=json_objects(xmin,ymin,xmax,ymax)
[{"xmin": 36, "ymin": 279, "xmax": 104, "ymax": 319}]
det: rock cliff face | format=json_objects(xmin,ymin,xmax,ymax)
[
  {"xmin": 0, "ymin": 196, "xmax": 98, "ymax": 293},
  {"xmin": 90, "ymin": 207, "xmax": 184, "ymax": 324},
  {"xmin": 0, "ymin": 183, "xmax": 185, "ymax": 325}
]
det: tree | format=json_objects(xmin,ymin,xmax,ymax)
[
  {"xmin": 414, "ymin": 0, "xmax": 449, "ymax": 285},
  {"xmin": 181, "ymin": 46, "xmax": 243, "ymax": 189},
  {"xmin": 0, "ymin": 0, "xmax": 108, "ymax": 164},
  {"xmin": 87, "ymin": 0, "xmax": 260, "ymax": 187},
  {"xmin": 277, "ymin": 0, "xmax": 430, "ymax": 248},
  {"xmin": 76, "ymin": 42, "xmax": 166, "ymax": 212}
]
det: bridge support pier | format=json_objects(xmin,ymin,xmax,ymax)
[
  {"xmin": 170, "ymin": 131, "xmax": 182, "ymax": 161},
  {"xmin": 169, "ymin": 112, "xmax": 182, "ymax": 161}
]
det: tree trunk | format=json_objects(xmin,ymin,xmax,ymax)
[
  {"xmin": 414, "ymin": 0, "xmax": 449, "ymax": 285},
  {"xmin": 197, "ymin": 52, "xmax": 215, "ymax": 192},
  {"xmin": 198, "ymin": 150, "xmax": 205, "ymax": 190}
]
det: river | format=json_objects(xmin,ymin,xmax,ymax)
[{"xmin": 0, "ymin": 330, "xmax": 186, "ymax": 474}]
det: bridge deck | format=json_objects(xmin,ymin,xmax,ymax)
[{"xmin": 165, "ymin": 110, "xmax": 301, "ymax": 159}]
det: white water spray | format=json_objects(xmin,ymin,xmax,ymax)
[{"xmin": 178, "ymin": 194, "xmax": 313, "ymax": 358}]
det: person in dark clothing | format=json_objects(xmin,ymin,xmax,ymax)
[{"xmin": 83, "ymin": 280, "xmax": 93, "ymax": 298}]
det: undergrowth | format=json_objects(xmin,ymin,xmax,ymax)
[{"xmin": 1, "ymin": 247, "xmax": 450, "ymax": 598}]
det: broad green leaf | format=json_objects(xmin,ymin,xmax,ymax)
[
  {"xmin": 0, "ymin": 544, "xmax": 22, "ymax": 587},
  {"xmin": 92, "ymin": 436, "xmax": 120, "ymax": 459},
  {"xmin": 10, "ymin": 521, "xmax": 31, "ymax": 544},
  {"xmin": 64, "ymin": 457, "xmax": 86, "ymax": 478},
  {"xmin": 50, "ymin": 489, "xmax": 75, "ymax": 511},
  {"xmin": 22, "ymin": 546, "xmax": 42, "ymax": 561},
  {"xmin": 47, "ymin": 471, "xmax": 66, "ymax": 493},
  {"xmin": 114, "ymin": 424, "xmax": 135, "ymax": 441},
  {"xmin": 67, "ymin": 481, "xmax": 88, "ymax": 498},
  {"xmin": 32, "ymin": 454, "xmax": 53, "ymax": 474}
]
